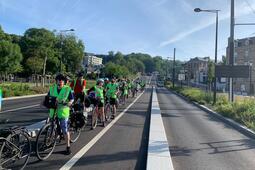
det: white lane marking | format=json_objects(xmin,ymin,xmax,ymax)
[
  {"xmin": 60, "ymin": 90, "xmax": 145, "ymax": 170},
  {"xmin": 0, "ymin": 104, "xmax": 40, "ymax": 113},
  {"xmin": 3, "ymin": 93, "xmax": 46, "ymax": 101},
  {"xmin": 147, "ymin": 87, "xmax": 174, "ymax": 170}
]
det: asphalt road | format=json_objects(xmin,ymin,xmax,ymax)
[
  {"xmin": 0, "ymin": 76, "xmax": 152, "ymax": 170},
  {"xmin": 24, "ymin": 87, "xmax": 151, "ymax": 170},
  {"xmin": 0, "ymin": 96, "xmax": 47, "ymax": 129},
  {"xmin": 157, "ymin": 87, "xmax": 255, "ymax": 170}
]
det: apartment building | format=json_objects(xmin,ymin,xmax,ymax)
[
  {"xmin": 184, "ymin": 57, "xmax": 209, "ymax": 84},
  {"xmin": 226, "ymin": 36, "xmax": 255, "ymax": 94}
]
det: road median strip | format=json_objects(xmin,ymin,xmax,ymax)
[{"xmin": 146, "ymin": 87, "xmax": 174, "ymax": 170}]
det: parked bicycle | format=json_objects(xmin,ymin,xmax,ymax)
[{"xmin": 0, "ymin": 126, "xmax": 31, "ymax": 170}]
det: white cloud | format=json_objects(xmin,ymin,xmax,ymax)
[{"xmin": 159, "ymin": 0, "xmax": 255, "ymax": 47}]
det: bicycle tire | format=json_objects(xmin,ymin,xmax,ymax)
[
  {"xmin": 104, "ymin": 103, "xmax": 111, "ymax": 122},
  {"xmin": 0, "ymin": 131, "xmax": 31, "ymax": 170},
  {"xmin": 35, "ymin": 123, "xmax": 57, "ymax": 161},
  {"xmin": 70, "ymin": 127, "xmax": 81, "ymax": 143},
  {"xmin": 91, "ymin": 108, "xmax": 98, "ymax": 130}
]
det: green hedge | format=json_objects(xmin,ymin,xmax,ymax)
[{"xmin": 0, "ymin": 80, "xmax": 96, "ymax": 98}]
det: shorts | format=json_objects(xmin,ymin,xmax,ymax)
[
  {"xmin": 110, "ymin": 98, "xmax": 117, "ymax": 105},
  {"xmin": 98, "ymin": 99, "xmax": 104, "ymax": 107},
  {"xmin": 59, "ymin": 118, "xmax": 69, "ymax": 135}
]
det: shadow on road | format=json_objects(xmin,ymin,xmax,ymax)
[{"xmin": 170, "ymin": 138, "xmax": 255, "ymax": 157}]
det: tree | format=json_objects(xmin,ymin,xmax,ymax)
[
  {"xmin": 57, "ymin": 34, "xmax": 85, "ymax": 73},
  {"xmin": 0, "ymin": 40, "xmax": 23, "ymax": 80},
  {"xmin": 26, "ymin": 57, "xmax": 44, "ymax": 74},
  {"xmin": 207, "ymin": 59, "xmax": 214, "ymax": 92},
  {"xmin": 20, "ymin": 28, "xmax": 56, "ymax": 76},
  {"xmin": 221, "ymin": 55, "xmax": 227, "ymax": 65}
]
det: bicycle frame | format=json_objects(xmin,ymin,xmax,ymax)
[{"xmin": 0, "ymin": 137, "xmax": 22, "ymax": 165}]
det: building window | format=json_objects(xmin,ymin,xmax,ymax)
[
  {"xmin": 238, "ymin": 42, "xmax": 242, "ymax": 47},
  {"xmin": 245, "ymin": 50, "xmax": 249, "ymax": 58},
  {"xmin": 249, "ymin": 39, "xmax": 253, "ymax": 45}
]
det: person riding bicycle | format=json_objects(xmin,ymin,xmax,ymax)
[
  {"xmin": 48, "ymin": 74, "xmax": 74, "ymax": 155},
  {"xmin": 103, "ymin": 78, "xmax": 110, "ymax": 99},
  {"xmin": 87, "ymin": 79, "xmax": 105, "ymax": 128},
  {"xmin": 70, "ymin": 71, "xmax": 86, "ymax": 103},
  {"xmin": 106, "ymin": 78, "xmax": 119, "ymax": 119}
]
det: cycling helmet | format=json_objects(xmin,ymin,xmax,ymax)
[
  {"xmin": 55, "ymin": 74, "xmax": 66, "ymax": 81},
  {"xmin": 97, "ymin": 79, "xmax": 104, "ymax": 85},
  {"xmin": 104, "ymin": 78, "xmax": 109, "ymax": 81}
]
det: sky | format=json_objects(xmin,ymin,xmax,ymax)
[{"xmin": 1, "ymin": 0, "xmax": 255, "ymax": 61}]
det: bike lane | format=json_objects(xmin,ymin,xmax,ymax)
[{"xmin": 25, "ymin": 88, "xmax": 151, "ymax": 170}]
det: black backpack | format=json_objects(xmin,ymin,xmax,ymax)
[
  {"xmin": 43, "ymin": 95, "xmax": 57, "ymax": 109},
  {"xmin": 70, "ymin": 112, "xmax": 85, "ymax": 128}
]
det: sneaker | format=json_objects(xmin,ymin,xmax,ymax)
[
  {"xmin": 111, "ymin": 115, "xmax": 115, "ymax": 119},
  {"xmin": 65, "ymin": 147, "xmax": 72, "ymax": 155}
]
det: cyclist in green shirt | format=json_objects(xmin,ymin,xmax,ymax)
[
  {"xmin": 106, "ymin": 78, "xmax": 119, "ymax": 119},
  {"xmin": 87, "ymin": 79, "xmax": 105, "ymax": 127}
]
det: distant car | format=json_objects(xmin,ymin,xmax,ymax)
[{"xmin": 157, "ymin": 81, "xmax": 164, "ymax": 87}]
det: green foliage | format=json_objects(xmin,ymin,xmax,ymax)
[
  {"xmin": 57, "ymin": 34, "xmax": 85, "ymax": 73},
  {"xmin": 0, "ymin": 40, "xmax": 23, "ymax": 74},
  {"xmin": 26, "ymin": 57, "xmax": 44, "ymax": 73},
  {"xmin": 0, "ymin": 83, "xmax": 49, "ymax": 97},
  {"xmin": 207, "ymin": 59, "xmax": 214, "ymax": 85},
  {"xmin": 104, "ymin": 62, "xmax": 130, "ymax": 78},
  {"xmin": 20, "ymin": 28, "xmax": 56, "ymax": 74}
]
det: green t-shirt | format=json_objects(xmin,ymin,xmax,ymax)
[{"xmin": 108, "ymin": 83, "xmax": 118, "ymax": 98}]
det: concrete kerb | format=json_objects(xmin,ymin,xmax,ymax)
[
  {"xmin": 146, "ymin": 86, "xmax": 174, "ymax": 170},
  {"xmin": 3, "ymin": 93, "xmax": 47, "ymax": 101},
  {"xmin": 168, "ymin": 88, "xmax": 255, "ymax": 140}
]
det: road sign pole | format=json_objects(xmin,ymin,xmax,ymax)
[
  {"xmin": 229, "ymin": 0, "xmax": 235, "ymax": 102},
  {"xmin": 172, "ymin": 48, "xmax": 176, "ymax": 88}
]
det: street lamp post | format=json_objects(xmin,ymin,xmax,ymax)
[
  {"xmin": 58, "ymin": 29, "xmax": 75, "ymax": 73},
  {"xmin": 249, "ymin": 63, "xmax": 253, "ymax": 96},
  {"xmin": 194, "ymin": 8, "xmax": 220, "ymax": 104}
]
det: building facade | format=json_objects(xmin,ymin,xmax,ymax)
[
  {"xmin": 184, "ymin": 57, "xmax": 209, "ymax": 84},
  {"xmin": 226, "ymin": 36, "xmax": 255, "ymax": 95},
  {"xmin": 83, "ymin": 53, "xmax": 103, "ymax": 67}
]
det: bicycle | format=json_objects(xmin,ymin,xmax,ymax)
[
  {"xmin": 35, "ymin": 107, "xmax": 80, "ymax": 161},
  {"xmin": 90, "ymin": 98, "xmax": 105, "ymax": 130},
  {"xmin": 0, "ymin": 126, "xmax": 31, "ymax": 170},
  {"xmin": 70, "ymin": 99, "xmax": 87, "ymax": 132},
  {"xmin": 104, "ymin": 98, "xmax": 112, "ymax": 122}
]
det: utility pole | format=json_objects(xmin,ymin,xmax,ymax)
[
  {"xmin": 172, "ymin": 48, "xmax": 176, "ymax": 88},
  {"xmin": 229, "ymin": 0, "xmax": 235, "ymax": 102}
]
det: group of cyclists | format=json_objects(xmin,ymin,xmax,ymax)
[{"xmin": 46, "ymin": 72, "xmax": 146, "ymax": 155}]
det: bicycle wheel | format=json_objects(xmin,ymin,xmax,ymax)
[
  {"xmin": 91, "ymin": 108, "xmax": 98, "ymax": 130},
  {"xmin": 104, "ymin": 103, "xmax": 111, "ymax": 122},
  {"xmin": 35, "ymin": 123, "xmax": 57, "ymax": 160},
  {"xmin": 1, "ymin": 131, "xmax": 31, "ymax": 170},
  {"xmin": 69, "ymin": 127, "xmax": 81, "ymax": 143}
]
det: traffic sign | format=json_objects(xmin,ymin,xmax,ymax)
[{"xmin": 215, "ymin": 65, "xmax": 249, "ymax": 78}]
